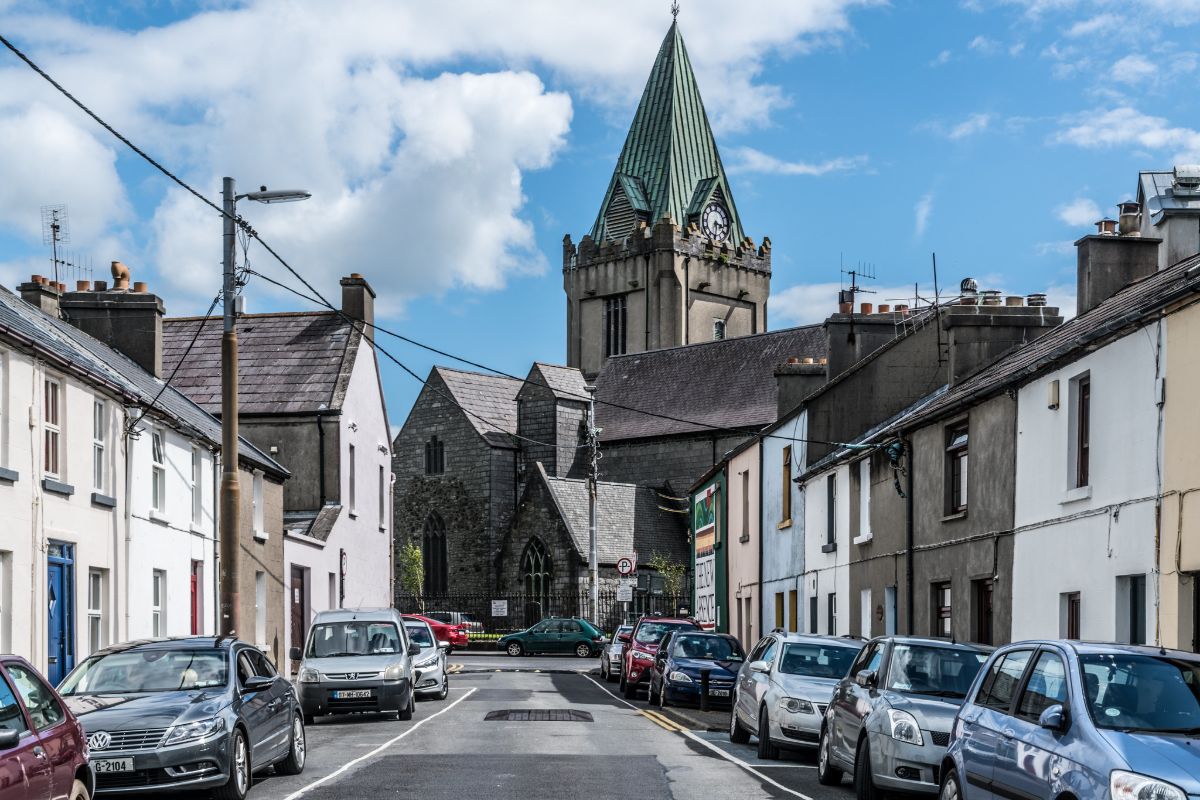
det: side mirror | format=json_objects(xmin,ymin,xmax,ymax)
[
  {"xmin": 0, "ymin": 729, "xmax": 18, "ymax": 749},
  {"xmin": 242, "ymin": 675, "xmax": 274, "ymax": 693},
  {"xmin": 407, "ymin": 642, "xmax": 421, "ymax": 657},
  {"xmin": 1038, "ymin": 704, "xmax": 1067, "ymax": 732},
  {"xmin": 855, "ymin": 670, "xmax": 877, "ymax": 689},
  {"xmin": 618, "ymin": 633, "xmax": 631, "ymax": 644},
  {"xmin": 438, "ymin": 640, "xmax": 451, "ymax": 651},
  {"xmin": 749, "ymin": 660, "xmax": 770, "ymax": 674},
  {"xmin": 289, "ymin": 647, "xmax": 302, "ymax": 662}
]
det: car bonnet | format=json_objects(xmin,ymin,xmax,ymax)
[
  {"xmin": 883, "ymin": 691, "xmax": 965, "ymax": 732},
  {"xmin": 1098, "ymin": 728, "xmax": 1200, "ymax": 794},
  {"xmin": 65, "ymin": 689, "xmax": 227, "ymax": 731}
]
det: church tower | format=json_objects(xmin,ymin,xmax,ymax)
[{"xmin": 564, "ymin": 19, "xmax": 772, "ymax": 376}]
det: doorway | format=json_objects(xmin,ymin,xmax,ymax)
[
  {"xmin": 290, "ymin": 565, "xmax": 308, "ymax": 661},
  {"xmin": 46, "ymin": 541, "xmax": 75, "ymax": 685},
  {"xmin": 190, "ymin": 561, "xmax": 203, "ymax": 635}
]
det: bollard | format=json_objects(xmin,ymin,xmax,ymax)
[{"xmin": 700, "ymin": 668, "xmax": 711, "ymax": 712}]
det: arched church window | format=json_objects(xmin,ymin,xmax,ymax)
[
  {"xmin": 422, "ymin": 513, "xmax": 448, "ymax": 594},
  {"xmin": 521, "ymin": 538, "xmax": 554, "ymax": 611},
  {"xmin": 424, "ymin": 435, "xmax": 445, "ymax": 475}
]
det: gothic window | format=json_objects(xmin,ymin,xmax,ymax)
[
  {"xmin": 422, "ymin": 513, "xmax": 448, "ymax": 594},
  {"xmin": 521, "ymin": 538, "xmax": 554, "ymax": 609},
  {"xmin": 604, "ymin": 296, "xmax": 627, "ymax": 357},
  {"xmin": 424, "ymin": 435, "xmax": 445, "ymax": 475}
]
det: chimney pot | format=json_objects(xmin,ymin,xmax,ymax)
[
  {"xmin": 1095, "ymin": 218, "xmax": 1118, "ymax": 236},
  {"xmin": 838, "ymin": 301, "xmax": 852, "ymax": 314},
  {"xmin": 111, "ymin": 261, "xmax": 130, "ymax": 290},
  {"xmin": 981, "ymin": 290, "xmax": 1002, "ymax": 306},
  {"xmin": 31, "ymin": 274, "xmax": 43, "ymax": 284},
  {"xmin": 133, "ymin": 281, "xmax": 148, "ymax": 293},
  {"xmin": 1005, "ymin": 295, "xmax": 1023, "ymax": 307},
  {"xmin": 76, "ymin": 280, "xmax": 90, "ymax": 292},
  {"xmin": 878, "ymin": 304, "xmax": 890, "ymax": 313},
  {"xmin": 786, "ymin": 357, "xmax": 800, "ymax": 364},
  {"xmin": 1118, "ymin": 200, "xmax": 1141, "ymax": 236},
  {"xmin": 56, "ymin": 282, "xmax": 65, "ymax": 293},
  {"xmin": 802, "ymin": 357, "xmax": 815, "ymax": 365},
  {"xmin": 1027, "ymin": 293, "xmax": 1047, "ymax": 307},
  {"xmin": 94, "ymin": 280, "xmax": 108, "ymax": 291},
  {"xmin": 37, "ymin": 276, "xmax": 48, "ymax": 285},
  {"xmin": 860, "ymin": 302, "xmax": 873, "ymax": 315}
]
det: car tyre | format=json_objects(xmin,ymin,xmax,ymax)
[
  {"xmin": 623, "ymin": 676, "xmax": 638, "ymax": 699},
  {"xmin": 303, "ymin": 713, "xmax": 315, "ymax": 727},
  {"xmin": 213, "ymin": 728, "xmax": 250, "ymax": 800},
  {"xmin": 275, "ymin": 714, "xmax": 306, "ymax": 776},
  {"xmin": 756, "ymin": 707, "xmax": 780, "ymax": 760},
  {"xmin": 729, "ymin": 700, "xmax": 751, "ymax": 744},
  {"xmin": 68, "ymin": 778, "xmax": 90, "ymax": 800},
  {"xmin": 436, "ymin": 671, "xmax": 449, "ymax": 701},
  {"xmin": 398, "ymin": 692, "xmax": 414, "ymax": 721},
  {"xmin": 817, "ymin": 725, "xmax": 843, "ymax": 785},
  {"xmin": 600, "ymin": 660, "xmax": 608, "ymax": 680},
  {"xmin": 648, "ymin": 678, "xmax": 661, "ymax": 706},
  {"xmin": 940, "ymin": 768, "xmax": 963, "ymax": 800},
  {"xmin": 658, "ymin": 682, "xmax": 669, "ymax": 709},
  {"xmin": 575, "ymin": 642, "xmax": 593, "ymax": 658},
  {"xmin": 506, "ymin": 641, "xmax": 523, "ymax": 657},
  {"xmin": 855, "ymin": 737, "xmax": 881, "ymax": 800}
]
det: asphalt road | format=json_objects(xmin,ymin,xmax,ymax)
[{"xmin": 221, "ymin": 653, "xmax": 858, "ymax": 800}]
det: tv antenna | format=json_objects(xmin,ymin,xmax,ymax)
[
  {"xmin": 837, "ymin": 254, "xmax": 878, "ymax": 344},
  {"xmin": 41, "ymin": 204, "xmax": 70, "ymax": 287}
]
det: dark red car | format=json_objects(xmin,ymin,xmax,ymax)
[
  {"xmin": 620, "ymin": 615, "xmax": 700, "ymax": 699},
  {"xmin": 0, "ymin": 655, "xmax": 92, "ymax": 800},
  {"xmin": 404, "ymin": 614, "xmax": 468, "ymax": 651}
]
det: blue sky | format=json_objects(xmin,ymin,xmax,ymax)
[{"xmin": 0, "ymin": 0, "xmax": 1198, "ymax": 426}]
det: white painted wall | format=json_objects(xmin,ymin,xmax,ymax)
[
  {"xmin": 802, "ymin": 461, "xmax": 852, "ymax": 636},
  {"xmin": 761, "ymin": 408, "xmax": 806, "ymax": 633},
  {"xmin": 1013, "ymin": 328, "xmax": 1163, "ymax": 642}
]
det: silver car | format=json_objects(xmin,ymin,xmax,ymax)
[
  {"xmin": 730, "ymin": 632, "xmax": 864, "ymax": 759},
  {"xmin": 403, "ymin": 619, "xmax": 449, "ymax": 701},
  {"xmin": 599, "ymin": 626, "xmax": 632, "ymax": 683},
  {"xmin": 816, "ymin": 636, "xmax": 991, "ymax": 797}
]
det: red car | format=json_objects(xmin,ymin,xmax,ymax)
[
  {"xmin": 0, "ymin": 655, "xmax": 92, "ymax": 800},
  {"xmin": 404, "ymin": 614, "xmax": 468, "ymax": 651},
  {"xmin": 620, "ymin": 615, "xmax": 700, "ymax": 699}
]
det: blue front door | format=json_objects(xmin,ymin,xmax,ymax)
[{"xmin": 46, "ymin": 542, "xmax": 75, "ymax": 685}]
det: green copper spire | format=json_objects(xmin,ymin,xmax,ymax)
[{"xmin": 589, "ymin": 21, "xmax": 746, "ymax": 244}]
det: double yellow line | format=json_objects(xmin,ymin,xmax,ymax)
[
  {"xmin": 446, "ymin": 663, "xmax": 464, "ymax": 674},
  {"xmin": 641, "ymin": 708, "xmax": 684, "ymax": 732}
]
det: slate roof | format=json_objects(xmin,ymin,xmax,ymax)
[
  {"xmin": 593, "ymin": 325, "xmax": 826, "ymax": 441},
  {"xmin": 538, "ymin": 464, "xmax": 688, "ymax": 565},
  {"xmin": 162, "ymin": 312, "xmax": 357, "ymax": 415},
  {"xmin": 0, "ymin": 286, "xmax": 285, "ymax": 477},
  {"xmin": 434, "ymin": 367, "xmax": 523, "ymax": 438},
  {"xmin": 284, "ymin": 504, "xmax": 342, "ymax": 543},
  {"xmin": 529, "ymin": 362, "xmax": 588, "ymax": 402},
  {"xmin": 589, "ymin": 22, "xmax": 745, "ymax": 244},
  {"xmin": 898, "ymin": 251, "xmax": 1200, "ymax": 431}
]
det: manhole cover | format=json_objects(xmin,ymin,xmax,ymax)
[{"xmin": 484, "ymin": 709, "xmax": 594, "ymax": 722}]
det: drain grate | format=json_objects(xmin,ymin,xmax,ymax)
[{"xmin": 484, "ymin": 709, "xmax": 594, "ymax": 722}]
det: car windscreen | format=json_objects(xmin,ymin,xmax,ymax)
[
  {"xmin": 885, "ymin": 644, "xmax": 989, "ymax": 699},
  {"xmin": 405, "ymin": 624, "xmax": 435, "ymax": 647},
  {"xmin": 1081, "ymin": 653, "xmax": 1200, "ymax": 732},
  {"xmin": 59, "ymin": 650, "xmax": 228, "ymax": 695},
  {"xmin": 634, "ymin": 621, "xmax": 697, "ymax": 645},
  {"xmin": 672, "ymin": 634, "xmax": 743, "ymax": 661},
  {"xmin": 306, "ymin": 621, "xmax": 402, "ymax": 658},
  {"xmin": 778, "ymin": 643, "xmax": 859, "ymax": 679}
]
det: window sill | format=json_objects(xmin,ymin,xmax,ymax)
[
  {"xmin": 777, "ymin": 519, "xmax": 792, "ymax": 530},
  {"xmin": 821, "ymin": 542, "xmax": 837, "ymax": 554},
  {"xmin": 0, "ymin": 467, "xmax": 18, "ymax": 483},
  {"xmin": 42, "ymin": 477, "xmax": 74, "ymax": 497},
  {"xmin": 739, "ymin": 535, "xmax": 750, "ymax": 543},
  {"xmin": 253, "ymin": 529, "xmax": 269, "ymax": 542},
  {"xmin": 348, "ymin": 511, "xmax": 358, "ymax": 520},
  {"xmin": 91, "ymin": 492, "xmax": 117, "ymax": 509},
  {"xmin": 942, "ymin": 510, "xmax": 968, "ymax": 523},
  {"xmin": 852, "ymin": 533, "xmax": 873, "ymax": 545},
  {"xmin": 148, "ymin": 509, "xmax": 169, "ymax": 525},
  {"xmin": 1061, "ymin": 485, "xmax": 1092, "ymax": 505},
  {"xmin": 379, "ymin": 525, "xmax": 387, "ymax": 533},
  {"xmin": 189, "ymin": 522, "xmax": 205, "ymax": 535}
]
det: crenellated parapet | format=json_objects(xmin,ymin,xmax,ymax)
[{"xmin": 564, "ymin": 215, "xmax": 771, "ymax": 276}]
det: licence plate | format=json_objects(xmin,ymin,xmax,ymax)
[
  {"xmin": 93, "ymin": 759, "xmax": 134, "ymax": 773},
  {"xmin": 333, "ymin": 689, "xmax": 372, "ymax": 699},
  {"xmin": 708, "ymin": 689, "xmax": 730, "ymax": 697}
]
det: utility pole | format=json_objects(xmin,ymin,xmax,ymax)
[
  {"xmin": 586, "ymin": 385, "xmax": 601, "ymax": 627},
  {"xmin": 219, "ymin": 177, "xmax": 241, "ymax": 636}
]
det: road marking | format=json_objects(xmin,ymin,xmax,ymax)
[
  {"xmin": 282, "ymin": 687, "xmax": 477, "ymax": 800},
  {"xmin": 641, "ymin": 709, "xmax": 682, "ymax": 731},
  {"xmin": 581, "ymin": 674, "xmax": 817, "ymax": 800},
  {"xmin": 446, "ymin": 663, "xmax": 464, "ymax": 674}
]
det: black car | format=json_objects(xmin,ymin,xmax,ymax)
[
  {"xmin": 58, "ymin": 637, "xmax": 305, "ymax": 798},
  {"xmin": 647, "ymin": 631, "xmax": 744, "ymax": 709}
]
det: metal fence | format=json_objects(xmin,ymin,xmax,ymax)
[{"xmin": 394, "ymin": 591, "xmax": 693, "ymax": 635}]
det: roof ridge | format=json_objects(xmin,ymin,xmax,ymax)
[
  {"xmin": 434, "ymin": 365, "xmax": 523, "ymax": 382},
  {"xmin": 603, "ymin": 323, "xmax": 823, "ymax": 361},
  {"xmin": 165, "ymin": 310, "xmax": 338, "ymax": 322}
]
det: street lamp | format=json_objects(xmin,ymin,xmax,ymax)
[{"xmin": 219, "ymin": 177, "xmax": 310, "ymax": 637}]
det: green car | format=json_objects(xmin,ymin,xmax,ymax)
[{"xmin": 497, "ymin": 617, "xmax": 605, "ymax": 658}]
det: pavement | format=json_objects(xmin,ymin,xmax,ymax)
[{"xmin": 218, "ymin": 652, "xmax": 856, "ymax": 800}]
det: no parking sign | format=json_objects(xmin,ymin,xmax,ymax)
[{"xmin": 616, "ymin": 556, "xmax": 636, "ymax": 576}]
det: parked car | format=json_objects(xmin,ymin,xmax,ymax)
[
  {"xmin": 293, "ymin": 608, "xmax": 420, "ymax": 724},
  {"xmin": 816, "ymin": 636, "xmax": 991, "ymax": 797},
  {"xmin": 0, "ymin": 655, "xmax": 92, "ymax": 800},
  {"xmin": 621, "ymin": 615, "xmax": 700, "ymax": 699},
  {"xmin": 599, "ymin": 625, "xmax": 633, "ymax": 683},
  {"xmin": 58, "ymin": 637, "xmax": 303, "ymax": 799},
  {"xmin": 941, "ymin": 640, "xmax": 1200, "ymax": 800},
  {"xmin": 730, "ymin": 632, "xmax": 865, "ymax": 758},
  {"xmin": 424, "ymin": 611, "xmax": 484, "ymax": 635},
  {"xmin": 497, "ymin": 618, "xmax": 604, "ymax": 657},
  {"xmin": 402, "ymin": 618, "xmax": 449, "ymax": 701},
  {"xmin": 404, "ymin": 613, "xmax": 468, "ymax": 652},
  {"xmin": 648, "ymin": 631, "xmax": 745, "ymax": 709}
]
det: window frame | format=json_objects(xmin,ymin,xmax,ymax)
[
  {"xmin": 151, "ymin": 429, "xmax": 166, "ymax": 513},
  {"xmin": 348, "ymin": 443, "xmax": 356, "ymax": 516},
  {"xmin": 780, "ymin": 445, "xmax": 792, "ymax": 525},
  {"xmin": 378, "ymin": 464, "xmax": 387, "ymax": 530},
  {"xmin": 251, "ymin": 471, "xmax": 265, "ymax": 539},
  {"xmin": 151, "ymin": 569, "xmax": 166, "ymax": 637},
  {"xmin": 826, "ymin": 474, "xmax": 837, "ymax": 546},
  {"xmin": 604, "ymin": 295, "xmax": 628, "ymax": 357},
  {"xmin": 92, "ymin": 398, "xmax": 107, "ymax": 493},
  {"xmin": 739, "ymin": 470, "xmax": 750, "ymax": 543},
  {"xmin": 87, "ymin": 569, "xmax": 105, "ymax": 654},
  {"xmin": 932, "ymin": 581, "xmax": 953, "ymax": 638},
  {"xmin": 43, "ymin": 376, "xmax": 63, "ymax": 479},
  {"xmin": 1014, "ymin": 648, "xmax": 1069, "ymax": 723},
  {"xmin": 945, "ymin": 422, "xmax": 969, "ymax": 515},
  {"xmin": 712, "ymin": 318, "xmax": 726, "ymax": 341},
  {"xmin": 1072, "ymin": 374, "xmax": 1091, "ymax": 489},
  {"xmin": 190, "ymin": 446, "xmax": 203, "ymax": 527},
  {"xmin": 424, "ymin": 435, "xmax": 445, "ymax": 475}
]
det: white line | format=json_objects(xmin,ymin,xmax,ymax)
[
  {"xmin": 581, "ymin": 673, "xmax": 817, "ymax": 800},
  {"xmin": 282, "ymin": 687, "xmax": 477, "ymax": 800}
]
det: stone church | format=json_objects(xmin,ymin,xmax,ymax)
[{"xmin": 391, "ymin": 20, "xmax": 826, "ymax": 612}]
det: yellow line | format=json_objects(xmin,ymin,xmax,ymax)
[{"xmin": 641, "ymin": 709, "xmax": 682, "ymax": 732}]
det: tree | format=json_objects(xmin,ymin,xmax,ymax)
[
  {"xmin": 647, "ymin": 552, "xmax": 687, "ymax": 596},
  {"xmin": 398, "ymin": 538, "xmax": 424, "ymax": 597}
]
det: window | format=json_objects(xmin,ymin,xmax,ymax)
[
  {"xmin": 378, "ymin": 465, "xmax": 386, "ymax": 529},
  {"xmin": 932, "ymin": 581, "xmax": 953, "ymax": 638},
  {"xmin": 860, "ymin": 588, "xmax": 873, "ymax": 637},
  {"xmin": 521, "ymin": 537, "xmax": 553, "ymax": 611},
  {"xmin": 0, "ymin": 673, "xmax": 27, "ymax": 735},
  {"xmin": 713, "ymin": 318, "xmax": 726, "ymax": 341},
  {"xmin": 780, "ymin": 446, "xmax": 792, "ymax": 524},
  {"xmin": 7, "ymin": 664, "xmax": 65, "ymax": 731},
  {"xmin": 87, "ymin": 569, "xmax": 106, "ymax": 654},
  {"xmin": 849, "ymin": 642, "xmax": 883, "ymax": 679},
  {"xmin": 423, "ymin": 513, "xmax": 449, "ymax": 594},
  {"xmin": 190, "ymin": 447, "xmax": 202, "ymax": 526},
  {"xmin": 151, "ymin": 570, "xmax": 165, "ymax": 636},
  {"xmin": 1071, "ymin": 374, "xmax": 1091, "ymax": 489},
  {"xmin": 740, "ymin": 470, "xmax": 750, "ymax": 542},
  {"xmin": 0, "ymin": 551, "xmax": 10, "ymax": 652},
  {"xmin": 809, "ymin": 595, "xmax": 818, "ymax": 634},
  {"xmin": 151, "ymin": 430, "xmax": 166, "ymax": 512},
  {"xmin": 92, "ymin": 399, "xmax": 106, "ymax": 492},
  {"xmin": 252, "ymin": 471, "xmax": 265, "ymax": 539},
  {"xmin": 424, "ymin": 435, "xmax": 445, "ymax": 475},
  {"xmin": 973, "ymin": 579, "xmax": 994, "ymax": 646},
  {"xmin": 788, "ymin": 590, "xmax": 798, "ymax": 633},
  {"xmin": 1061, "ymin": 592, "xmax": 1081, "ymax": 639},
  {"xmin": 884, "ymin": 586, "xmax": 898, "ymax": 635},
  {"xmin": 946, "ymin": 423, "xmax": 969, "ymax": 514},
  {"xmin": 43, "ymin": 377, "xmax": 62, "ymax": 478},
  {"xmin": 775, "ymin": 592, "xmax": 785, "ymax": 631},
  {"xmin": 827, "ymin": 592, "xmax": 837, "ymax": 635},
  {"xmin": 329, "ymin": 572, "xmax": 337, "ymax": 609},
  {"xmin": 856, "ymin": 458, "xmax": 872, "ymax": 541},
  {"xmin": 826, "ymin": 474, "xmax": 837, "ymax": 546},
  {"xmin": 255, "ymin": 571, "xmax": 266, "ymax": 646},
  {"xmin": 1016, "ymin": 650, "xmax": 1067, "ymax": 721},
  {"xmin": 1118, "ymin": 574, "xmax": 1147, "ymax": 645},
  {"xmin": 348, "ymin": 443, "xmax": 356, "ymax": 515},
  {"xmin": 604, "ymin": 295, "xmax": 627, "ymax": 357},
  {"xmin": 978, "ymin": 649, "xmax": 1033, "ymax": 712}
]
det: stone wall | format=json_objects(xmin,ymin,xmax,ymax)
[{"xmin": 599, "ymin": 432, "xmax": 750, "ymax": 489}]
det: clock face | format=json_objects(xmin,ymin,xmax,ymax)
[{"xmin": 701, "ymin": 201, "xmax": 730, "ymax": 241}]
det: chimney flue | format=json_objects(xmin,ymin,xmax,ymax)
[
  {"xmin": 1118, "ymin": 201, "xmax": 1141, "ymax": 236},
  {"xmin": 878, "ymin": 304, "xmax": 890, "ymax": 313},
  {"xmin": 133, "ymin": 281, "xmax": 148, "ymax": 293},
  {"xmin": 94, "ymin": 280, "xmax": 108, "ymax": 292},
  {"xmin": 76, "ymin": 280, "xmax": 91, "ymax": 291},
  {"xmin": 1027, "ymin": 293, "xmax": 1047, "ymax": 307},
  {"xmin": 1005, "ymin": 295, "xmax": 1023, "ymax": 307},
  {"xmin": 1095, "ymin": 218, "xmax": 1118, "ymax": 236},
  {"xmin": 111, "ymin": 261, "xmax": 131, "ymax": 290},
  {"xmin": 860, "ymin": 302, "xmax": 873, "ymax": 315}
]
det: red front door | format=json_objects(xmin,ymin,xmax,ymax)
[{"xmin": 190, "ymin": 561, "xmax": 202, "ymax": 635}]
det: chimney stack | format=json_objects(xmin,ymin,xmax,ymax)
[
  {"xmin": 19, "ymin": 275, "xmax": 61, "ymax": 317},
  {"xmin": 1075, "ymin": 233, "xmax": 1162, "ymax": 316},
  {"xmin": 775, "ymin": 357, "xmax": 826, "ymax": 417},
  {"xmin": 340, "ymin": 273, "xmax": 376, "ymax": 343},
  {"xmin": 59, "ymin": 261, "xmax": 165, "ymax": 378}
]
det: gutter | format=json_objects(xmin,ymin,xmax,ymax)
[
  {"xmin": 758, "ymin": 437, "xmax": 764, "ymax": 636},
  {"xmin": 905, "ymin": 437, "xmax": 915, "ymax": 636},
  {"xmin": 123, "ymin": 407, "xmax": 134, "ymax": 641},
  {"xmin": 212, "ymin": 448, "xmax": 221, "ymax": 635}
]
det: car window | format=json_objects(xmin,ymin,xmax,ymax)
[
  {"xmin": 405, "ymin": 624, "xmax": 434, "ymax": 647},
  {"xmin": 1081, "ymin": 653, "xmax": 1200, "ymax": 732},
  {"xmin": 237, "ymin": 652, "xmax": 256, "ymax": 688},
  {"xmin": 886, "ymin": 644, "xmax": 990, "ymax": 699},
  {"xmin": 634, "ymin": 621, "xmax": 698, "ymax": 645},
  {"xmin": 248, "ymin": 650, "xmax": 276, "ymax": 679},
  {"xmin": 1016, "ymin": 651, "xmax": 1067, "ymax": 721},
  {"xmin": 673, "ymin": 635, "xmax": 744, "ymax": 661},
  {"xmin": 849, "ymin": 643, "xmax": 880, "ymax": 677},
  {"xmin": 562, "ymin": 621, "xmax": 582, "ymax": 634},
  {"xmin": 0, "ymin": 672, "xmax": 29, "ymax": 735},
  {"xmin": 60, "ymin": 649, "xmax": 229, "ymax": 694},
  {"xmin": 978, "ymin": 650, "xmax": 1033, "ymax": 712},
  {"xmin": 7, "ymin": 664, "xmax": 64, "ymax": 731},
  {"xmin": 747, "ymin": 637, "xmax": 772, "ymax": 663},
  {"xmin": 779, "ymin": 643, "xmax": 860, "ymax": 679},
  {"xmin": 531, "ymin": 621, "xmax": 553, "ymax": 634},
  {"xmin": 306, "ymin": 621, "xmax": 402, "ymax": 656},
  {"xmin": 759, "ymin": 639, "xmax": 779, "ymax": 666}
]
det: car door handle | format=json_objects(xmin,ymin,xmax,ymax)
[
  {"xmin": 1002, "ymin": 729, "xmax": 1016, "ymax": 739},
  {"xmin": 33, "ymin": 746, "xmax": 45, "ymax": 759}
]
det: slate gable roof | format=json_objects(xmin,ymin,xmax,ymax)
[
  {"xmin": 284, "ymin": 504, "xmax": 342, "ymax": 543},
  {"xmin": 593, "ymin": 325, "xmax": 826, "ymax": 441},
  {"xmin": 434, "ymin": 367, "xmax": 523, "ymax": 439},
  {"xmin": 0, "ymin": 286, "xmax": 285, "ymax": 477},
  {"xmin": 162, "ymin": 312, "xmax": 357, "ymax": 415},
  {"xmin": 530, "ymin": 362, "xmax": 588, "ymax": 402}
]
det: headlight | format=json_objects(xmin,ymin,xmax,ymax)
[
  {"xmin": 887, "ymin": 709, "xmax": 924, "ymax": 746},
  {"xmin": 632, "ymin": 651, "xmax": 654, "ymax": 662},
  {"xmin": 298, "ymin": 668, "xmax": 320, "ymax": 683},
  {"xmin": 383, "ymin": 663, "xmax": 406, "ymax": 680},
  {"xmin": 1110, "ymin": 770, "xmax": 1187, "ymax": 800},
  {"xmin": 413, "ymin": 652, "xmax": 439, "ymax": 669},
  {"xmin": 162, "ymin": 717, "xmax": 225, "ymax": 747},
  {"xmin": 780, "ymin": 697, "xmax": 814, "ymax": 714},
  {"xmin": 668, "ymin": 671, "xmax": 693, "ymax": 683}
]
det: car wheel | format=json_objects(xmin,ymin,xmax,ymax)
[
  {"xmin": 506, "ymin": 641, "xmax": 523, "ymax": 657},
  {"xmin": 575, "ymin": 642, "xmax": 593, "ymax": 658},
  {"xmin": 658, "ymin": 681, "xmax": 669, "ymax": 709},
  {"xmin": 398, "ymin": 692, "xmax": 414, "ymax": 721},
  {"xmin": 213, "ymin": 728, "xmax": 250, "ymax": 800},
  {"xmin": 756, "ymin": 707, "xmax": 780, "ymax": 760},
  {"xmin": 940, "ymin": 768, "xmax": 963, "ymax": 800},
  {"xmin": 68, "ymin": 778, "xmax": 90, "ymax": 800},
  {"xmin": 303, "ymin": 713, "xmax": 315, "ymax": 727},
  {"xmin": 275, "ymin": 714, "xmax": 306, "ymax": 775},
  {"xmin": 729, "ymin": 698, "xmax": 751, "ymax": 744},
  {"xmin": 437, "ymin": 672, "xmax": 449, "ymax": 701},
  {"xmin": 855, "ymin": 737, "xmax": 881, "ymax": 800},
  {"xmin": 600, "ymin": 660, "xmax": 608, "ymax": 680},
  {"xmin": 816, "ymin": 725, "xmax": 843, "ymax": 785},
  {"xmin": 623, "ymin": 676, "xmax": 638, "ymax": 699},
  {"xmin": 648, "ymin": 678, "xmax": 661, "ymax": 706}
]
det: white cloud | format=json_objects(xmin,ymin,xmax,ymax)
[
  {"xmin": 726, "ymin": 147, "xmax": 869, "ymax": 176},
  {"xmin": 1111, "ymin": 54, "xmax": 1156, "ymax": 85},
  {"xmin": 1053, "ymin": 106, "xmax": 1200, "ymax": 162},
  {"xmin": 930, "ymin": 49, "xmax": 952, "ymax": 66},
  {"xmin": 1034, "ymin": 240, "xmax": 1076, "ymax": 256},
  {"xmin": 1065, "ymin": 13, "xmax": 1121, "ymax": 37},
  {"xmin": 1056, "ymin": 197, "xmax": 1101, "ymax": 226},
  {"xmin": 915, "ymin": 192, "xmax": 934, "ymax": 238},
  {"xmin": 919, "ymin": 113, "xmax": 994, "ymax": 140},
  {"xmin": 969, "ymin": 35, "xmax": 1001, "ymax": 54}
]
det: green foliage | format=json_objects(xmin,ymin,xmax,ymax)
[
  {"xmin": 647, "ymin": 552, "xmax": 687, "ymax": 596},
  {"xmin": 398, "ymin": 539, "xmax": 424, "ymax": 596}
]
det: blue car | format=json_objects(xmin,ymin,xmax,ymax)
[
  {"xmin": 941, "ymin": 640, "xmax": 1200, "ymax": 800},
  {"xmin": 647, "ymin": 631, "xmax": 744, "ymax": 709}
]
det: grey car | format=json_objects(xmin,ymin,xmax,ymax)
[
  {"xmin": 942, "ymin": 640, "xmax": 1200, "ymax": 800},
  {"xmin": 817, "ymin": 636, "xmax": 991, "ymax": 798},
  {"xmin": 58, "ymin": 637, "xmax": 304, "ymax": 799},
  {"xmin": 403, "ymin": 619, "xmax": 449, "ymax": 701},
  {"xmin": 600, "ymin": 626, "xmax": 633, "ymax": 683},
  {"xmin": 730, "ymin": 632, "xmax": 864, "ymax": 758}
]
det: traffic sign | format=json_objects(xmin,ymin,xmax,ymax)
[{"xmin": 616, "ymin": 556, "xmax": 635, "ymax": 576}]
